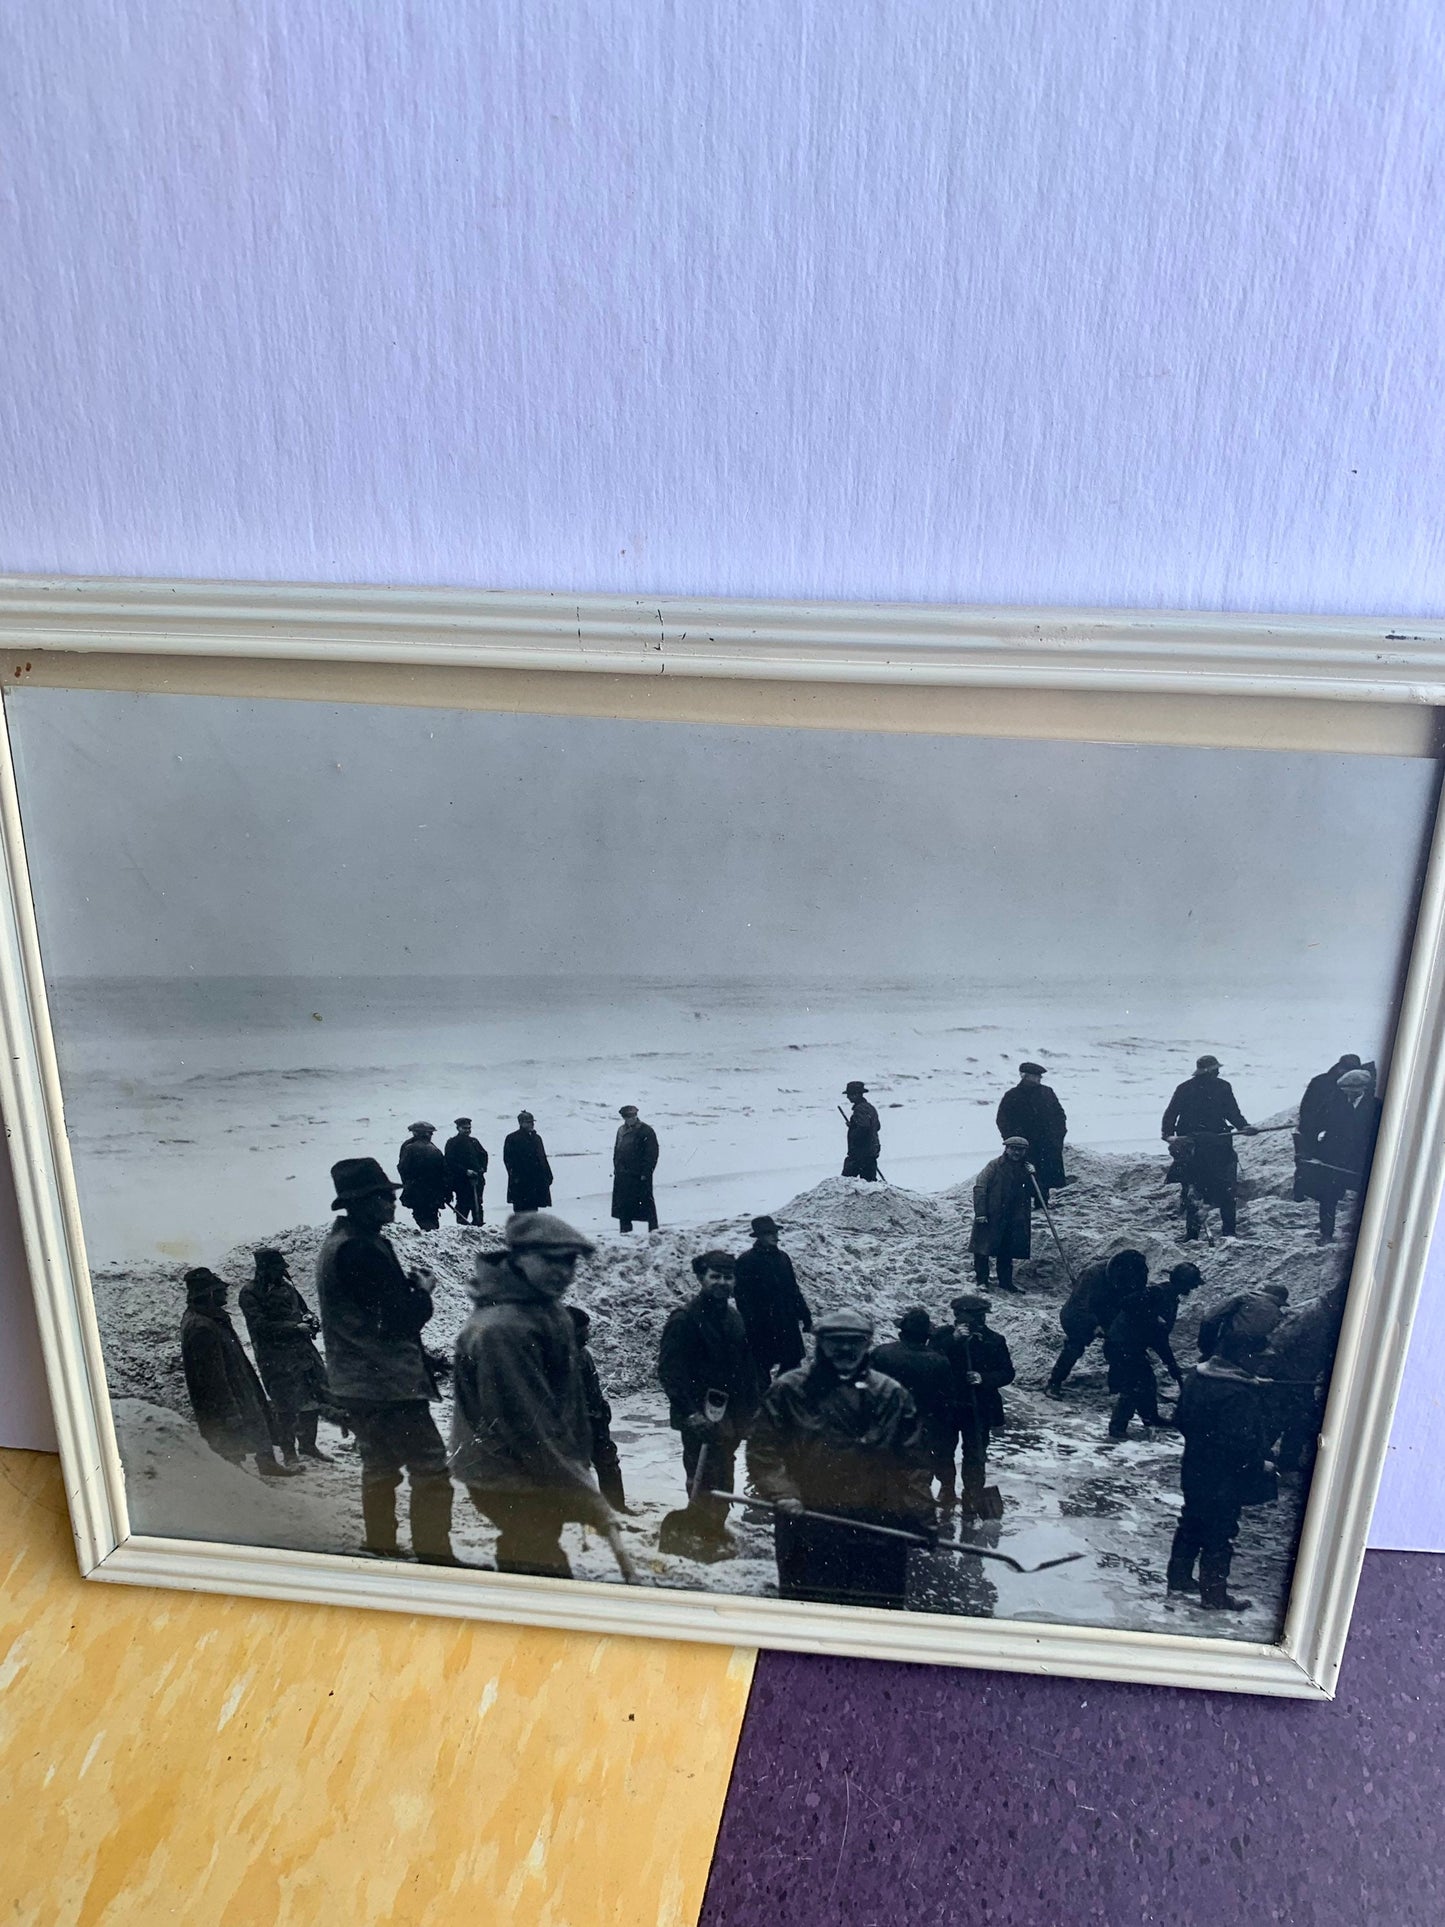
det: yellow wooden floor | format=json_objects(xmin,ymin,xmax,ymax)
[{"xmin": 0, "ymin": 1449, "xmax": 754, "ymax": 1926}]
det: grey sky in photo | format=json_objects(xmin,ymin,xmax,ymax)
[{"xmin": 5, "ymin": 687, "xmax": 1435, "ymax": 993}]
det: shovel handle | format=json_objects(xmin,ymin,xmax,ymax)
[{"xmin": 704, "ymin": 1491, "xmax": 1072, "ymax": 1575}]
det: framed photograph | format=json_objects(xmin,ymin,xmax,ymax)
[{"xmin": 3, "ymin": 579, "xmax": 1444, "ymax": 1698}]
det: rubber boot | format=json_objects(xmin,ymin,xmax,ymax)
[
  {"xmin": 410, "ymin": 1474, "xmax": 458, "ymax": 1565},
  {"xmin": 362, "ymin": 1479, "xmax": 401, "ymax": 1557},
  {"xmin": 297, "ymin": 1410, "xmax": 331, "ymax": 1462}
]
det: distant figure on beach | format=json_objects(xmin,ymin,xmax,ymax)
[
  {"xmin": 568, "ymin": 1305, "xmax": 626, "ymax": 1512},
  {"xmin": 1294, "ymin": 1066, "xmax": 1381, "ymax": 1242},
  {"xmin": 451, "ymin": 1212, "xmax": 616, "ymax": 1579},
  {"xmin": 968, "ymin": 1137, "xmax": 1033, "ymax": 1292},
  {"xmin": 1162, "ymin": 1056, "xmax": 1257, "ymax": 1241},
  {"xmin": 397, "ymin": 1122, "xmax": 452, "ymax": 1231},
  {"xmin": 444, "ymin": 1117, "xmax": 489, "ymax": 1224},
  {"xmin": 239, "ymin": 1247, "xmax": 332, "ymax": 1463},
  {"xmin": 1102, "ymin": 1251, "xmax": 1180, "ymax": 1440},
  {"xmin": 180, "ymin": 1267, "xmax": 300, "ymax": 1479},
  {"xmin": 657, "ymin": 1251, "xmax": 761, "ymax": 1554},
  {"xmin": 929, "ymin": 1294, "xmax": 1015, "ymax": 1516},
  {"xmin": 996, "ymin": 1062, "xmax": 1069, "ymax": 1204},
  {"xmin": 315, "ymin": 1157, "xmax": 457, "ymax": 1564},
  {"xmin": 733, "ymin": 1215, "xmax": 812, "ymax": 1379},
  {"xmin": 871, "ymin": 1308, "xmax": 957, "ymax": 1505},
  {"xmin": 612, "ymin": 1105, "xmax": 660, "ymax": 1232},
  {"xmin": 841, "ymin": 1080, "xmax": 881, "ymax": 1181},
  {"xmin": 503, "ymin": 1110, "xmax": 554, "ymax": 1212},
  {"xmin": 1166, "ymin": 1292, "xmax": 1282, "ymax": 1613},
  {"xmin": 748, "ymin": 1308, "xmax": 934, "ymax": 1611}
]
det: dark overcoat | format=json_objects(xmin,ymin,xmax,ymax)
[
  {"xmin": 656, "ymin": 1294, "xmax": 761, "ymax": 1446},
  {"xmin": 445, "ymin": 1132, "xmax": 488, "ymax": 1185},
  {"xmin": 968, "ymin": 1155, "xmax": 1033, "ymax": 1259},
  {"xmin": 611, "ymin": 1119, "xmax": 660, "ymax": 1220},
  {"xmin": 845, "ymin": 1100, "xmax": 881, "ymax": 1161},
  {"xmin": 733, "ymin": 1243, "xmax": 812, "ymax": 1374},
  {"xmin": 1103, "ymin": 1295, "xmax": 1175, "ymax": 1393},
  {"xmin": 1301, "ymin": 1089, "xmax": 1382, "ymax": 1204},
  {"xmin": 314, "ymin": 1217, "xmax": 437, "ymax": 1406},
  {"xmin": 503, "ymin": 1128, "xmax": 554, "ymax": 1210},
  {"xmin": 397, "ymin": 1138, "xmax": 452, "ymax": 1214},
  {"xmin": 928, "ymin": 1325, "xmax": 1015, "ymax": 1441},
  {"xmin": 1176, "ymin": 1357, "xmax": 1271, "ymax": 1510},
  {"xmin": 238, "ymin": 1275, "xmax": 329, "ymax": 1411},
  {"xmin": 869, "ymin": 1339, "xmax": 956, "ymax": 1459},
  {"xmin": 996, "ymin": 1081, "xmax": 1068, "ymax": 1190},
  {"xmin": 1057, "ymin": 1259, "xmax": 1114, "ymax": 1343},
  {"xmin": 180, "ymin": 1306, "xmax": 276, "ymax": 1457},
  {"xmin": 1161, "ymin": 1075, "xmax": 1249, "ymax": 1139}
]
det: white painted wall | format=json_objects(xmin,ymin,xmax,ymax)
[{"xmin": 1, "ymin": 3, "xmax": 1440, "ymax": 1537}]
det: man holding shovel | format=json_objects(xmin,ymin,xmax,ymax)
[
  {"xmin": 747, "ymin": 1307, "xmax": 935, "ymax": 1609},
  {"xmin": 657, "ymin": 1250, "xmax": 761, "ymax": 1556},
  {"xmin": 969, "ymin": 1136, "xmax": 1034, "ymax": 1292},
  {"xmin": 930, "ymin": 1294, "xmax": 1015, "ymax": 1517}
]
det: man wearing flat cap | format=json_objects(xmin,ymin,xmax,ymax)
[
  {"xmin": 748, "ymin": 1307, "xmax": 935, "ymax": 1609},
  {"xmin": 315, "ymin": 1156, "xmax": 458, "ymax": 1563},
  {"xmin": 996, "ymin": 1062, "xmax": 1069, "ymax": 1204},
  {"xmin": 929, "ymin": 1294, "xmax": 1015, "ymax": 1515},
  {"xmin": 968, "ymin": 1137, "xmax": 1034, "ymax": 1293},
  {"xmin": 841, "ymin": 1081, "xmax": 882, "ymax": 1182},
  {"xmin": 733, "ymin": 1215, "xmax": 813, "ymax": 1380},
  {"xmin": 1161, "ymin": 1057, "xmax": 1257, "ymax": 1241},
  {"xmin": 503, "ymin": 1110, "xmax": 554, "ymax": 1213},
  {"xmin": 451, "ymin": 1211, "xmax": 619, "ymax": 1578},
  {"xmin": 612, "ymin": 1105, "xmax": 660, "ymax": 1233},
  {"xmin": 397, "ymin": 1121, "xmax": 452, "ymax": 1231},
  {"xmin": 444, "ymin": 1117, "xmax": 489, "ymax": 1225},
  {"xmin": 1295, "ymin": 1064, "xmax": 1381, "ymax": 1241}
]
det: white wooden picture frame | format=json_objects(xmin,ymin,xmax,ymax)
[{"xmin": 3, "ymin": 576, "xmax": 1444, "ymax": 1699}]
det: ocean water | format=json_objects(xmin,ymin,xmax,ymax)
[{"xmin": 50, "ymin": 971, "xmax": 1389, "ymax": 1266}]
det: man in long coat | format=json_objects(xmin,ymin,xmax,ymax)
[
  {"xmin": 444, "ymin": 1117, "xmax": 490, "ymax": 1224},
  {"xmin": 733, "ymin": 1215, "xmax": 812, "ymax": 1379},
  {"xmin": 316, "ymin": 1156, "xmax": 458, "ymax": 1563},
  {"xmin": 239, "ymin": 1247, "xmax": 332, "ymax": 1461},
  {"xmin": 1258, "ymin": 1277, "xmax": 1348, "ymax": 1476},
  {"xmin": 996, "ymin": 1062, "xmax": 1069, "ymax": 1201},
  {"xmin": 180, "ymin": 1267, "xmax": 298, "ymax": 1477},
  {"xmin": 612, "ymin": 1105, "xmax": 660, "ymax": 1232},
  {"xmin": 451, "ymin": 1212, "xmax": 616, "ymax": 1577},
  {"xmin": 748, "ymin": 1308, "xmax": 935, "ymax": 1610},
  {"xmin": 1296, "ymin": 1067, "xmax": 1382, "ymax": 1241},
  {"xmin": 929, "ymin": 1294, "xmax": 1015, "ymax": 1515},
  {"xmin": 871, "ymin": 1309, "xmax": 958, "ymax": 1502},
  {"xmin": 503, "ymin": 1110, "xmax": 554, "ymax": 1212},
  {"xmin": 657, "ymin": 1250, "xmax": 762, "ymax": 1547},
  {"xmin": 1161, "ymin": 1056, "xmax": 1257, "ymax": 1240},
  {"xmin": 841, "ymin": 1080, "xmax": 882, "ymax": 1181},
  {"xmin": 969, "ymin": 1137, "xmax": 1033, "ymax": 1291},
  {"xmin": 1166, "ymin": 1292, "xmax": 1282, "ymax": 1612},
  {"xmin": 1295, "ymin": 1056, "xmax": 1363, "ymax": 1172},
  {"xmin": 397, "ymin": 1122, "xmax": 452, "ymax": 1231}
]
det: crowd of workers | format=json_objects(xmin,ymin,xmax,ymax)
[{"xmin": 176, "ymin": 1050, "xmax": 1378, "ymax": 1618}]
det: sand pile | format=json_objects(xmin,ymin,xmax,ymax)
[{"xmin": 94, "ymin": 1115, "xmax": 1346, "ymax": 1415}]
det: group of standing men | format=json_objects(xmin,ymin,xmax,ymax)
[{"xmin": 392, "ymin": 1106, "xmax": 659, "ymax": 1234}]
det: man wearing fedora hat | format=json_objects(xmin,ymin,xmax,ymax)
[
  {"xmin": 315, "ymin": 1156, "xmax": 458, "ymax": 1564},
  {"xmin": 397, "ymin": 1122, "xmax": 452, "ymax": 1231},
  {"xmin": 733, "ymin": 1216, "xmax": 812, "ymax": 1379},
  {"xmin": 611, "ymin": 1104, "xmax": 660, "ymax": 1232},
  {"xmin": 841, "ymin": 1081, "xmax": 881, "ymax": 1182}
]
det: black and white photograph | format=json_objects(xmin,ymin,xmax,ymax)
[{"xmin": 6, "ymin": 685, "xmax": 1435, "ymax": 1642}]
